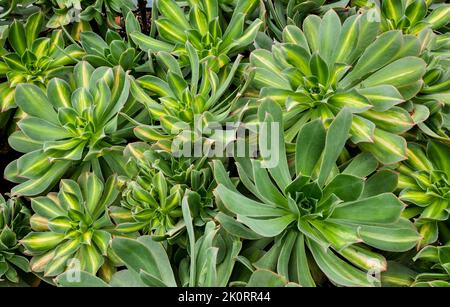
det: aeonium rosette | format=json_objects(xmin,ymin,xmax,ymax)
[
  {"xmin": 5, "ymin": 61, "xmax": 134, "ymax": 197},
  {"xmin": 20, "ymin": 172, "xmax": 123, "ymax": 279},
  {"xmin": 247, "ymin": 10, "xmax": 428, "ymax": 165},
  {"xmin": 214, "ymin": 100, "xmax": 420, "ymax": 287}
]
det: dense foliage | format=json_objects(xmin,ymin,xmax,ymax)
[{"xmin": 0, "ymin": 0, "xmax": 449, "ymax": 287}]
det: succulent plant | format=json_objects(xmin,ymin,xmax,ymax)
[
  {"xmin": 247, "ymin": 9, "xmax": 428, "ymax": 164},
  {"xmin": 397, "ymin": 140, "xmax": 450, "ymax": 248},
  {"xmin": 0, "ymin": 194, "xmax": 31, "ymax": 283},
  {"xmin": 130, "ymin": 42, "xmax": 249, "ymax": 151},
  {"xmin": 4, "ymin": 61, "xmax": 133, "ymax": 197},
  {"xmin": 177, "ymin": 206, "xmax": 243, "ymax": 287},
  {"xmin": 113, "ymin": 170, "xmax": 184, "ymax": 237},
  {"xmin": 0, "ymin": 11, "xmax": 83, "ymax": 121},
  {"xmin": 57, "ymin": 202, "xmax": 242, "ymax": 287},
  {"xmin": 110, "ymin": 220, "xmax": 240, "ymax": 287},
  {"xmin": 353, "ymin": 1, "xmax": 450, "ymax": 143},
  {"xmin": 2, "ymin": 0, "xmax": 450, "ymax": 289},
  {"xmin": 110, "ymin": 142, "xmax": 216, "ymax": 238},
  {"xmin": 20, "ymin": 172, "xmax": 121, "ymax": 278},
  {"xmin": 265, "ymin": 0, "xmax": 353, "ymax": 40},
  {"xmin": 56, "ymin": 235, "xmax": 178, "ymax": 286},
  {"xmin": 79, "ymin": 12, "xmax": 149, "ymax": 72},
  {"xmin": 358, "ymin": 0, "xmax": 450, "ymax": 35},
  {"xmin": 408, "ymin": 58, "xmax": 450, "ymax": 142},
  {"xmin": 214, "ymin": 100, "xmax": 419, "ymax": 286},
  {"xmin": 45, "ymin": 0, "xmax": 136, "ymax": 29},
  {"xmin": 130, "ymin": 0, "xmax": 262, "ymax": 69},
  {"xmin": 412, "ymin": 243, "xmax": 450, "ymax": 286},
  {"xmin": 408, "ymin": 28, "xmax": 450, "ymax": 143},
  {"xmin": 0, "ymin": 0, "xmax": 40, "ymax": 24}
]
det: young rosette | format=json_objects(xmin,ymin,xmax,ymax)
[
  {"xmin": 265, "ymin": 0, "xmax": 352, "ymax": 40},
  {"xmin": 410, "ymin": 56, "xmax": 450, "ymax": 142},
  {"xmin": 20, "ymin": 173, "xmax": 121, "ymax": 277},
  {"xmin": 364, "ymin": 0, "xmax": 450, "ymax": 35},
  {"xmin": 131, "ymin": 43, "xmax": 248, "ymax": 151},
  {"xmin": 130, "ymin": 0, "xmax": 262, "ymax": 69},
  {"xmin": 4, "ymin": 61, "xmax": 132, "ymax": 197},
  {"xmin": 412, "ymin": 244, "xmax": 450, "ymax": 286},
  {"xmin": 397, "ymin": 141, "xmax": 450, "ymax": 248},
  {"xmin": 111, "ymin": 142, "xmax": 216, "ymax": 239},
  {"xmin": 248, "ymin": 9, "xmax": 427, "ymax": 164},
  {"xmin": 375, "ymin": 0, "xmax": 450, "ymax": 141},
  {"xmin": 0, "ymin": 11, "xmax": 83, "ymax": 119},
  {"xmin": 0, "ymin": 194, "xmax": 31, "ymax": 283},
  {"xmin": 112, "ymin": 170, "xmax": 184, "ymax": 238},
  {"xmin": 214, "ymin": 100, "xmax": 420, "ymax": 287},
  {"xmin": 56, "ymin": 220, "xmax": 242, "ymax": 287},
  {"xmin": 79, "ymin": 12, "xmax": 148, "ymax": 72},
  {"xmin": 45, "ymin": 0, "xmax": 136, "ymax": 29}
]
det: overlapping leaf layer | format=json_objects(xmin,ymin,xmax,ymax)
[{"xmin": 0, "ymin": 0, "xmax": 449, "ymax": 287}]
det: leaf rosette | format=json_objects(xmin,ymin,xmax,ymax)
[
  {"xmin": 412, "ymin": 244, "xmax": 450, "ymax": 286},
  {"xmin": 0, "ymin": 11, "xmax": 83, "ymax": 115},
  {"xmin": 130, "ymin": 42, "xmax": 250, "ymax": 154},
  {"xmin": 45, "ymin": 0, "xmax": 136, "ymax": 29},
  {"xmin": 21, "ymin": 172, "xmax": 121, "ymax": 278},
  {"xmin": 5, "ymin": 60, "xmax": 132, "ymax": 196},
  {"xmin": 398, "ymin": 140, "xmax": 450, "ymax": 247},
  {"xmin": 214, "ymin": 100, "xmax": 420, "ymax": 287},
  {"xmin": 248, "ymin": 10, "xmax": 428, "ymax": 164},
  {"xmin": 0, "ymin": 194, "xmax": 31, "ymax": 283},
  {"xmin": 110, "ymin": 142, "xmax": 216, "ymax": 239},
  {"xmin": 130, "ymin": 0, "xmax": 262, "ymax": 70}
]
